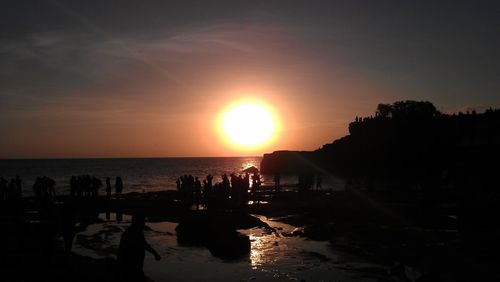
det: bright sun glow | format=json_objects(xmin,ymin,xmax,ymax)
[{"xmin": 221, "ymin": 102, "xmax": 278, "ymax": 149}]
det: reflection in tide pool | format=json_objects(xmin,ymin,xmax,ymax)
[{"xmin": 73, "ymin": 214, "xmax": 385, "ymax": 281}]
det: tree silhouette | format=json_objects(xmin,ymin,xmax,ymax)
[{"xmin": 376, "ymin": 100, "xmax": 439, "ymax": 120}]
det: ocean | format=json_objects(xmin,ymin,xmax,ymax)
[{"xmin": 0, "ymin": 157, "xmax": 345, "ymax": 196}]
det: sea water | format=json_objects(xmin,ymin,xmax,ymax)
[
  {"xmin": 73, "ymin": 213, "xmax": 385, "ymax": 281},
  {"xmin": 0, "ymin": 157, "xmax": 345, "ymax": 196}
]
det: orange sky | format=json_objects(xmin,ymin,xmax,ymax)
[
  {"xmin": 0, "ymin": 71, "xmax": 397, "ymax": 158},
  {"xmin": 1, "ymin": 24, "xmax": 398, "ymax": 158},
  {"xmin": 1, "ymin": 2, "xmax": 498, "ymax": 158}
]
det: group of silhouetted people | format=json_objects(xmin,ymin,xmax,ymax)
[
  {"xmin": 298, "ymin": 174, "xmax": 323, "ymax": 193},
  {"xmin": 176, "ymin": 172, "xmax": 264, "ymax": 209},
  {"xmin": 70, "ymin": 175, "xmax": 102, "ymax": 197},
  {"xmin": 70, "ymin": 175, "xmax": 123, "ymax": 198},
  {"xmin": 0, "ymin": 175, "xmax": 22, "ymax": 201},
  {"xmin": 0, "ymin": 174, "xmax": 161, "ymax": 282},
  {"xmin": 177, "ymin": 174, "xmax": 217, "ymax": 208},
  {"xmin": 1, "ymin": 175, "xmax": 126, "ymax": 200},
  {"xmin": 175, "ymin": 171, "xmax": 328, "ymax": 208},
  {"xmin": 32, "ymin": 176, "xmax": 56, "ymax": 199}
]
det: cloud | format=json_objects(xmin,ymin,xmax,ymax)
[
  {"xmin": 0, "ymin": 23, "xmax": 286, "ymax": 120},
  {"xmin": 0, "ymin": 23, "xmax": 284, "ymax": 98}
]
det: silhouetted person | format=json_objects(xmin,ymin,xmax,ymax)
[
  {"xmin": 47, "ymin": 177, "xmax": 56, "ymax": 197},
  {"xmin": 205, "ymin": 174, "xmax": 214, "ymax": 197},
  {"xmin": 91, "ymin": 176, "xmax": 102, "ymax": 197},
  {"xmin": 176, "ymin": 178, "xmax": 181, "ymax": 191},
  {"xmin": 105, "ymin": 177, "xmax": 112, "ymax": 199},
  {"xmin": 316, "ymin": 175, "xmax": 322, "ymax": 190},
  {"xmin": 117, "ymin": 212, "xmax": 161, "ymax": 281},
  {"xmin": 251, "ymin": 172, "xmax": 261, "ymax": 202},
  {"xmin": 194, "ymin": 177, "xmax": 201, "ymax": 210},
  {"xmin": 274, "ymin": 173, "xmax": 281, "ymax": 192},
  {"xmin": 15, "ymin": 175, "xmax": 22, "ymax": 197},
  {"xmin": 8, "ymin": 178, "xmax": 18, "ymax": 199},
  {"xmin": 207, "ymin": 174, "xmax": 213, "ymax": 187},
  {"xmin": 115, "ymin": 176, "xmax": 123, "ymax": 198},
  {"xmin": 70, "ymin": 176, "xmax": 77, "ymax": 197},
  {"xmin": 0, "ymin": 177, "xmax": 7, "ymax": 200}
]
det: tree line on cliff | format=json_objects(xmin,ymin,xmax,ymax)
[
  {"xmin": 317, "ymin": 100, "xmax": 500, "ymax": 182},
  {"xmin": 262, "ymin": 100, "xmax": 500, "ymax": 191}
]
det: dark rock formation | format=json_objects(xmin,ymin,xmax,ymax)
[
  {"xmin": 175, "ymin": 211, "xmax": 269, "ymax": 260},
  {"xmin": 260, "ymin": 150, "xmax": 317, "ymax": 174},
  {"xmin": 242, "ymin": 166, "xmax": 259, "ymax": 174},
  {"xmin": 261, "ymin": 101, "xmax": 500, "ymax": 184}
]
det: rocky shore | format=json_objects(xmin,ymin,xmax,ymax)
[{"xmin": 1, "ymin": 187, "xmax": 499, "ymax": 281}]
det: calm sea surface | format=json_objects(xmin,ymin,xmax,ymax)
[{"xmin": 0, "ymin": 157, "xmax": 345, "ymax": 196}]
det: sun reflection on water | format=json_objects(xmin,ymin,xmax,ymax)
[
  {"xmin": 241, "ymin": 216, "xmax": 289, "ymax": 270},
  {"xmin": 244, "ymin": 223, "xmax": 299, "ymax": 280},
  {"xmin": 249, "ymin": 234, "xmax": 266, "ymax": 269}
]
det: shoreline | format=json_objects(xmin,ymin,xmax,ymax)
[{"xmin": 2, "ymin": 188, "xmax": 499, "ymax": 281}]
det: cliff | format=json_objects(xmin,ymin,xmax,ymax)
[
  {"xmin": 261, "ymin": 101, "xmax": 500, "ymax": 183},
  {"xmin": 260, "ymin": 150, "xmax": 316, "ymax": 174}
]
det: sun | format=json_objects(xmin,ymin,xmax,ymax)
[{"xmin": 220, "ymin": 102, "xmax": 278, "ymax": 149}]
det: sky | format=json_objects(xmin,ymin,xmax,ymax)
[{"xmin": 1, "ymin": 0, "xmax": 499, "ymax": 158}]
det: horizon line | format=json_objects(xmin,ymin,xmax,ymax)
[{"xmin": 0, "ymin": 155, "xmax": 264, "ymax": 161}]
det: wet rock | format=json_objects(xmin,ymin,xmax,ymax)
[
  {"xmin": 292, "ymin": 227, "xmax": 305, "ymax": 236},
  {"xmin": 207, "ymin": 231, "xmax": 250, "ymax": 260},
  {"xmin": 281, "ymin": 227, "xmax": 304, "ymax": 237},
  {"xmin": 175, "ymin": 211, "xmax": 257, "ymax": 259},
  {"xmin": 303, "ymin": 223, "xmax": 335, "ymax": 241},
  {"xmin": 242, "ymin": 166, "xmax": 259, "ymax": 174},
  {"xmin": 176, "ymin": 221, "xmax": 250, "ymax": 259}
]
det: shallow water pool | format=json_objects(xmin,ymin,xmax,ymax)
[{"xmin": 73, "ymin": 213, "xmax": 388, "ymax": 281}]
